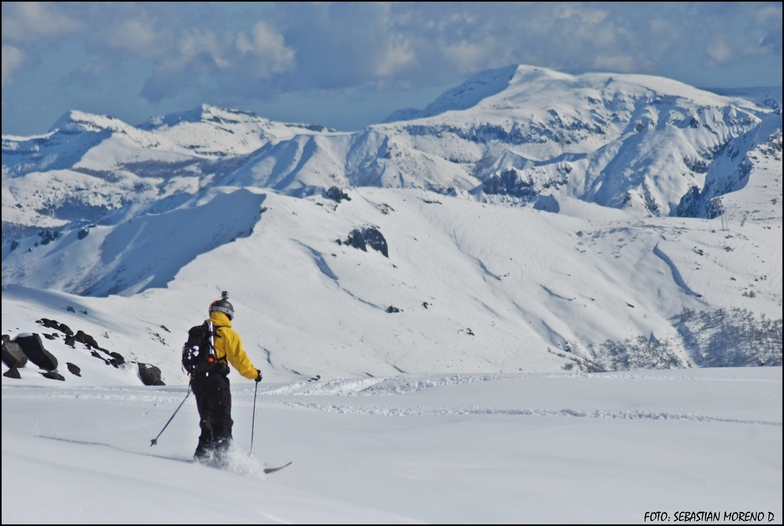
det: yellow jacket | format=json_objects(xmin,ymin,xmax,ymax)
[{"xmin": 207, "ymin": 311, "xmax": 258, "ymax": 380}]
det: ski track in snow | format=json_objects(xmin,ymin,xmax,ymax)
[
  {"xmin": 5, "ymin": 371, "xmax": 779, "ymax": 429},
  {"xmin": 3, "ymin": 370, "xmax": 780, "ymax": 401},
  {"xmin": 278, "ymin": 401, "xmax": 781, "ymax": 426}
]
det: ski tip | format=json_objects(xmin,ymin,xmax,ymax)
[{"xmin": 263, "ymin": 461, "xmax": 292, "ymax": 474}]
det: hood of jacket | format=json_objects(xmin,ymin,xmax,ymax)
[{"xmin": 208, "ymin": 310, "xmax": 232, "ymax": 328}]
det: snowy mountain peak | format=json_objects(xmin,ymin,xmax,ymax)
[
  {"xmin": 137, "ymin": 104, "xmax": 268, "ymax": 130},
  {"xmin": 48, "ymin": 110, "xmax": 132, "ymax": 134},
  {"xmin": 384, "ymin": 65, "xmax": 520, "ymax": 122}
]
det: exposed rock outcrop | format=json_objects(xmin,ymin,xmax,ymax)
[
  {"xmin": 2, "ymin": 337, "xmax": 28, "ymax": 369},
  {"xmin": 138, "ymin": 363, "xmax": 165, "ymax": 386},
  {"xmin": 14, "ymin": 334, "xmax": 58, "ymax": 371},
  {"xmin": 324, "ymin": 186, "xmax": 351, "ymax": 203},
  {"xmin": 340, "ymin": 227, "xmax": 389, "ymax": 257}
]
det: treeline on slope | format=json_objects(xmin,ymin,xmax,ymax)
[{"xmin": 555, "ymin": 308, "xmax": 782, "ymax": 372}]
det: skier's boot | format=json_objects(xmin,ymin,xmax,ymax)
[
  {"xmin": 212, "ymin": 437, "xmax": 231, "ymax": 468},
  {"xmin": 194, "ymin": 444, "xmax": 214, "ymax": 465}
]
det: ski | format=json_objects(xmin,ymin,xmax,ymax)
[
  {"xmin": 263, "ymin": 461, "xmax": 292, "ymax": 474},
  {"xmin": 41, "ymin": 436, "xmax": 290, "ymax": 474}
]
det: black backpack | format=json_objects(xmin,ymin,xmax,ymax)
[{"xmin": 182, "ymin": 322, "xmax": 218, "ymax": 375}]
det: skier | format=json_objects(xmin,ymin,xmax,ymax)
[{"xmin": 191, "ymin": 293, "xmax": 262, "ymax": 463}]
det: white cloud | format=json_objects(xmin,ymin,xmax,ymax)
[
  {"xmin": 1, "ymin": 2, "xmax": 83, "ymax": 42},
  {"xmin": 98, "ymin": 16, "xmax": 165, "ymax": 58},
  {"xmin": 556, "ymin": 5, "xmax": 608, "ymax": 25},
  {"xmin": 2, "ymin": 45, "xmax": 24, "ymax": 86},
  {"xmin": 707, "ymin": 39, "xmax": 732, "ymax": 65},
  {"xmin": 441, "ymin": 39, "xmax": 495, "ymax": 74},
  {"xmin": 236, "ymin": 22, "xmax": 296, "ymax": 78},
  {"xmin": 376, "ymin": 38, "xmax": 416, "ymax": 77},
  {"xmin": 179, "ymin": 29, "xmax": 229, "ymax": 69},
  {"xmin": 755, "ymin": 4, "xmax": 782, "ymax": 25},
  {"xmin": 2, "ymin": 2, "xmax": 781, "ymax": 131}
]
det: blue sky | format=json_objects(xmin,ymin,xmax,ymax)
[{"xmin": 2, "ymin": 2, "xmax": 781, "ymax": 136}]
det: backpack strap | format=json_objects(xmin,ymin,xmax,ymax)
[
  {"xmin": 207, "ymin": 321, "xmax": 215, "ymax": 354},
  {"xmin": 209, "ymin": 323, "xmax": 228, "ymax": 365}
]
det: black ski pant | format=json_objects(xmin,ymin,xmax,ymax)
[{"xmin": 192, "ymin": 371, "xmax": 233, "ymax": 457}]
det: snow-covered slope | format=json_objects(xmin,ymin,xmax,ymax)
[
  {"xmin": 384, "ymin": 64, "xmax": 521, "ymax": 121},
  {"xmin": 3, "ymin": 181, "xmax": 781, "ymax": 385},
  {"xmin": 704, "ymin": 86, "xmax": 782, "ymax": 111},
  {"xmin": 375, "ymin": 66, "xmax": 778, "ymax": 215},
  {"xmin": 3, "ymin": 368, "xmax": 781, "ymax": 523},
  {"xmin": 3, "ymin": 105, "xmax": 326, "ymax": 178},
  {"xmin": 1, "ymin": 105, "xmax": 329, "ymax": 242}
]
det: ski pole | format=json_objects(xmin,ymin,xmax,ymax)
[
  {"xmin": 250, "ymin": 381, "xmax": 259, "ymax": 456},
  {"xmin": 150, "ymin": 385, "xmax": 191, "ymax": 447}
]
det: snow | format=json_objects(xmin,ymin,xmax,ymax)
[
  {"xmin": 2, "ymin": 368, "xmax": 781, "ymax": 523},
  {"xmin": 3, "ymin": 178, "xmax": 781, "ymax": 384},
  {"xmin": 2, "ymin": 64, "xmax": 781, "ymax": 522},
  {"xmin": 2, "ymin": 179, "xmax": 781, "ymax": 521},
  {"xmin": 384, "ymin": 65, "xmax": 521, "ymax": 121}
]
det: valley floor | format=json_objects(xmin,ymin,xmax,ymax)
[{"xmin": 2, "ymin": 368, "xmax": 781, "ymax": 523}]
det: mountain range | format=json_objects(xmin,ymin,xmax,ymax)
[
  {"xmin": 2, "ymin": 65, "xmax": 781, "ymax": 383},
  {"xmin": 3, "ymin": 65, "xmax": 781, "ymax": 243}
]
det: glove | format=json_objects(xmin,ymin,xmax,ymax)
[{"xmin": 255, "ymin": 369, "xmax": 262, "ymax": 383}]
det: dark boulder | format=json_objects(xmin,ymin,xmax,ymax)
[
  {"xmin": 3, "ymin": 368, "xmax": 21, "ymax": 379},
  {"xmin": 78, "ymin": 228, "xmax": 89, "ymax": 240},
  {"xmin": 109, "ymin": 352, "xmax": 125, "ymax": 365},
  {"xmin": 91, "ymin": 350, "xmax": 109, "ymax": 364},
  {"xmin": 347, "ymin": 229, "xmax": 366, "ymax": 251},
  {"xmin": 2, "ymin": 340, "xmax": 28, "ymax": 369},
  {"xmin": 37, "ymin": 318, "xmax": 73, "ymax": 336},
  {"xmin": 40, "ymin": 371, "xmax": 65, "ymax": 381},
  {"xmin": 37, "ymin": 318, "xmax": 59, "ymax": 329},
  {"xmin": 74, "ymin": 330, "xmax": 99, "ymax": 349},
  {"xmin": 324, "ymin": 187, "xmax": 351, "ymax": 203},
  {"xmin": 386, "ymin": 306, "xmax": 401, "ymax": 313},
  {"xmin": 363, "ymin": 227, "xmax": 388, "ymax": 257},
  {"xmin": 138, "ymin": 363, "xmax": 165, "ymax": 386},
  {"xmin": 14, "ymin": 334, "xmax": 58, "ymax": 371},
  {"xmin": 344, "ymin": 227, "xmax": 389, "ymax": 257},
  {"xmin": 66, "ymin": 362, "xmax": 82, "ymax": 377},
  {"xmin": 38, "ymin": 230, "xmax": 60, "ymax": 245}
]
